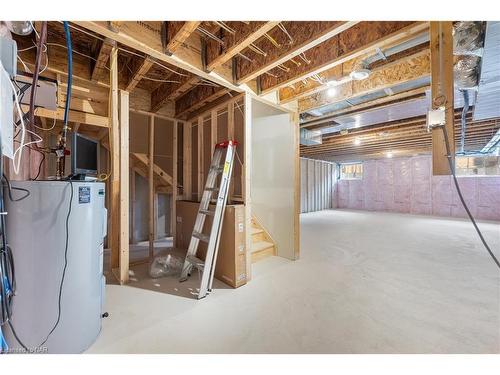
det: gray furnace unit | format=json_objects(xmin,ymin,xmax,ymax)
[{"xmin": 4, "ymin": 181, "xmax": 107, "ymax": 353}]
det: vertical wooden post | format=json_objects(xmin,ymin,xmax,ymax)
[
  {"xmin": 211, "ymin": 110, "xmax": 217, "ymax": 153},
  {"xmin": 243, "ymin": 93, "xmax": 252, "ymax": 281},
  {"xmin": 130, "ymin": 167, "xmax": 136, "ymax": 245},
  {"xmin": 183, "ymin": 121, "xmax": 192, "ymax": 200},
  {"xmin": 148, "ymin": 114, "xmax": 155, "ymax": 260},
  {"xmin": 227, "ymin": 102, "xmax": 235, "ymax": 202},
  {"xmin": 197, "ymin": 116, "xmax": 204, "ymax": 200},
  {"xmin": 109, "ymin": 46, "xmax": 120, "ymax": 271},
  {"xmin": 118, "ymin": 89, "xmax": 129, "ymax": 284},
  {"xmin": 172, "ymin": 121, "xmax": 178, "ymax": 243},
  {"xmin": 430, "ymin": 21, "xmax": 455, "ymax": 175}
]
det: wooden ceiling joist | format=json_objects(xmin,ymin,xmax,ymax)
[
  {"xmin": 150, "ymin": 75, "xmax": 200, "ymax": 112},
  {"xmin": 298, "ymin": 50, "xmax": 431, "ymax": 113},
  {"xmin": 91, "ymin": 37, "xmax": 116, "ymax": 82},
  {"xmin": 75, "ymin": 21, "xmax": 242, "ymax": 93},
  {"xmin": 125, "ymin": 57, "xmax": 154, "ymax": 92},
  {"xmin": 205, "ymin": 21, "xmax": 280, "ymax": 71},
  {"xmin": 300, "ymin": 114, "xmax": 500, "ymax": 160},
  {"xmin": 175, "ymin": 84, "xmax": 229, "ymax": 119},
  {"xmin": 279, "ymin": 38, "xmax": 429, "ymax": 103},
  {"xmin": 257, "ymin": 21, "xmax": 428, "ymax": 95},
  {"xmin": 234, "ymin": 21, "xmax": 358, "ymax": 85},
  {"xmin": 165, "ymin": 21, "xmax": 201, "ymax": 54}
]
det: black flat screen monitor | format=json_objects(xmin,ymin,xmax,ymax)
[{"xmin": 71, "ymin": 132, "xmax": 98, "ymax": 176}]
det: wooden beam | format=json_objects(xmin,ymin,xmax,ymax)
[
  {"xmin": 130, "ymin": 152, "xmax": 173, "ymax": 186},
  {"xmin": 109, "ymin": 46, "xmax": 120, "ymax": 272},
  {"xmin": 243, "ymin": 93, "xmax": 252, "ymax": 281},
  {"xmin": 182, "ymin": 121, "xmax": 192, "ymax": 200},
  {"xmin": 205, "ymin": 22, "xmax": 280, "ymax": 71},
  {"xmin": 130, "ymin": 169, "xmax": 136, "ymax": 245},
  {"xmin": 125, "ymin": 57, "xmax": 154, "ymax": 92},
  {"xmin": 118, "ymin": 90, "xmax": 130, "ymax": 284},
  {"xmin": 235, "ymin": 21, "xmax": 358, "ymax": 84},
  {"xmin": 165, "ymin": 21, "xmax": 201, "ymax": 54},
  {"xmin": 430, "ymin": 22, "xmax": 455, "ymax": 176},
  {"xmin": 75, "ymin": 22, "xmax": 240, "ymax": 92},
  {"xmin": 298, "ymin": 50, "xmax": 431, "ymax": 112},
  {"xmin": 91, "ymin": 38, "xmax": 115, "ymax": 82},
  {"xmin": 172, "ymin": 121, "xmax": 178, "ymax": 242},
  {"xmin": 23, "ymin": 105, "xmax": 110, "ymax": 128},
  {"xmin": 227, "ymin": 102, "xmax": 235, "ymax": 202},
  {"xmin": 148, "ymin": 115, "xmax": 155, "ymax": 259},
  {"xmin": 280, "ymin": 37, "xmax": 429, "ymax": 103},
  {"xmin": 175, "ymin": 84, "xmax": 229, "ymax": 119},
  {"xmin": 211, "ymin": 110, "xmax": 217, "ymax": 154},
  {"xmin": 257, "ymin": 22, "xmax": 428, "ymax": 94},
  {"xmin": 197, "ymin": 116, "xmax": 204, "ymax": 199},
  {"xmin": 150, "ymin": 75, "xmax": 199, "ymax": 113}
]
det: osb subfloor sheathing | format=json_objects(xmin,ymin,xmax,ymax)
[{"xmin": 90, "ymin": 210, "xmax": 500, "ymax": 353}]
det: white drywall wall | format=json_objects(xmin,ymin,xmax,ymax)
[{"xmin": 251, "ymin": 99, "xmax": 296, "ymax": 260}]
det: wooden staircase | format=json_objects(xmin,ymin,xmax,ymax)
[
  {"xmin": 130, "ymin": 152, "xmax": 173, "ymax": 193},
  {"xmin": 250, "ymin": 216, "xmax": 276, "ymax": 263}
]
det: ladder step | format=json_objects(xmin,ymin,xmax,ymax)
[
  {"xmin": 199, "ymin": 209, "xmax": 215, "ymax": 216},
  {"xmin": 210, "ymin": 166, "xmax": 224, "ymax": 173},
  {"xmin": 205, "ymin": 187, "xmax": 219, "ymax": 193},
  {"xmin": 193, "ymin": 231, "xmax": 210, "ymax": 243},
  {"xmin": 186, "ymin": 255, "xmax": 205, "ymax": 270}
]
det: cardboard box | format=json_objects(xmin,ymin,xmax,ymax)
[{"xmin": 176, "ymin": 200, "xmax": 247, "ymax": 288}]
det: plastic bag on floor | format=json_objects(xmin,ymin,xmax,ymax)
[{"xmin": 149, "ymin": 254, "xmax": 184, "ymax": 278}]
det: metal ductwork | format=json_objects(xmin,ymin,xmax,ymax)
[
  {"xmin": 473, "ymin": 21, "xmax": 500, "ymax": 122},
  {"xmin": 300, "ymin": 128, "xmax": 322, "ymax": 145}
]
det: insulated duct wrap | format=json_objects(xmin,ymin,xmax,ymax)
[
  {"xmin": 453, "ymin": 21, "xmax": 484, "ymax": 56},
  {"xmin": 454, "ymin": 55, "xmax": 481, "ymax": 89}
]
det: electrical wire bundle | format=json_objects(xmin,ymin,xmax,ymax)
[{"xmin": 0, "ymin": 20, "xmax": 74, "ymax": 354}]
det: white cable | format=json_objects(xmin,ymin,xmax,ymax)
[{"xmin": 2, "ymin": 66, "xmax": 26, "ymax": 175}]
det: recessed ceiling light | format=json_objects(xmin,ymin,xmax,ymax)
[
  {"xmin": 354, "ymin": 138, "xmax": 361, "ymax": 145},
  {"xmin": 349, "ymin": 68, "xmax": 371, "ymax": 81},
  {"xmin": 386, "ymin": 151, "xmax": 393, "ymax": 158}
]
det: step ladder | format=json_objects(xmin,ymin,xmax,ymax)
[{"xmin": 179, "ymin": 140, "xmax": 237, "ymax": 299}]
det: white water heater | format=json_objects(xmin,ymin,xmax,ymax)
[{"xmin": 4, "ymin": 181, "xmax": 107, "ymax": 353}]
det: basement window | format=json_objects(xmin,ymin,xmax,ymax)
[
  {"xmin": 340, "ymin": 163, "xmax": 363, "ymax": 180},
  {"xmin": 455, "ymin": 155, "xmax": 500, "ymax": 176}
]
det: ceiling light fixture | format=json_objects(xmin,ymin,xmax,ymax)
[
  {"xmin": 386, "ymin": 151, "xmax": 393, "ymax": 158},
  {"xmin": 327, "ymin": 87, "xmax": 337, "ymax": 97},
  {"xmin": 4, "ymin": 21, "xmax": 33, "ymax": 36},
  {"xmin": 349, "ymin": 62, "xmax": 371, "ymax": 81},
  {"xmin": 354, "ymin": 137, "xmax": 361, "ymax": 145}
]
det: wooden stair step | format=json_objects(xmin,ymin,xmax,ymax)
[
  {"xmin": 251, "ymin": 240, "xmax": 274, "ymax": 254},
  {"xmin": 251, "ymin": 227, "xmax": 264, "ymax": 235}
]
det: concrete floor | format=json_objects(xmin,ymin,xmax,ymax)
[{"xmin": 89, "ymin": 210, "xmax": 500, "ymax": 353}]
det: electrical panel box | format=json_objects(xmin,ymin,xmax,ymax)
[{"xmin": 15, "ymin": 74, "xmax": 58, "ymax": 110}]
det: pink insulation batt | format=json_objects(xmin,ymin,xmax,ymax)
[{"xmin": 335, "ymin": 155, "xmax": 500, "ymax": 221}]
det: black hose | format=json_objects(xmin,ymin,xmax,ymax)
[{"xmin": 441, "ymin": 125, "xmax": 500, "ymax": 270}]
